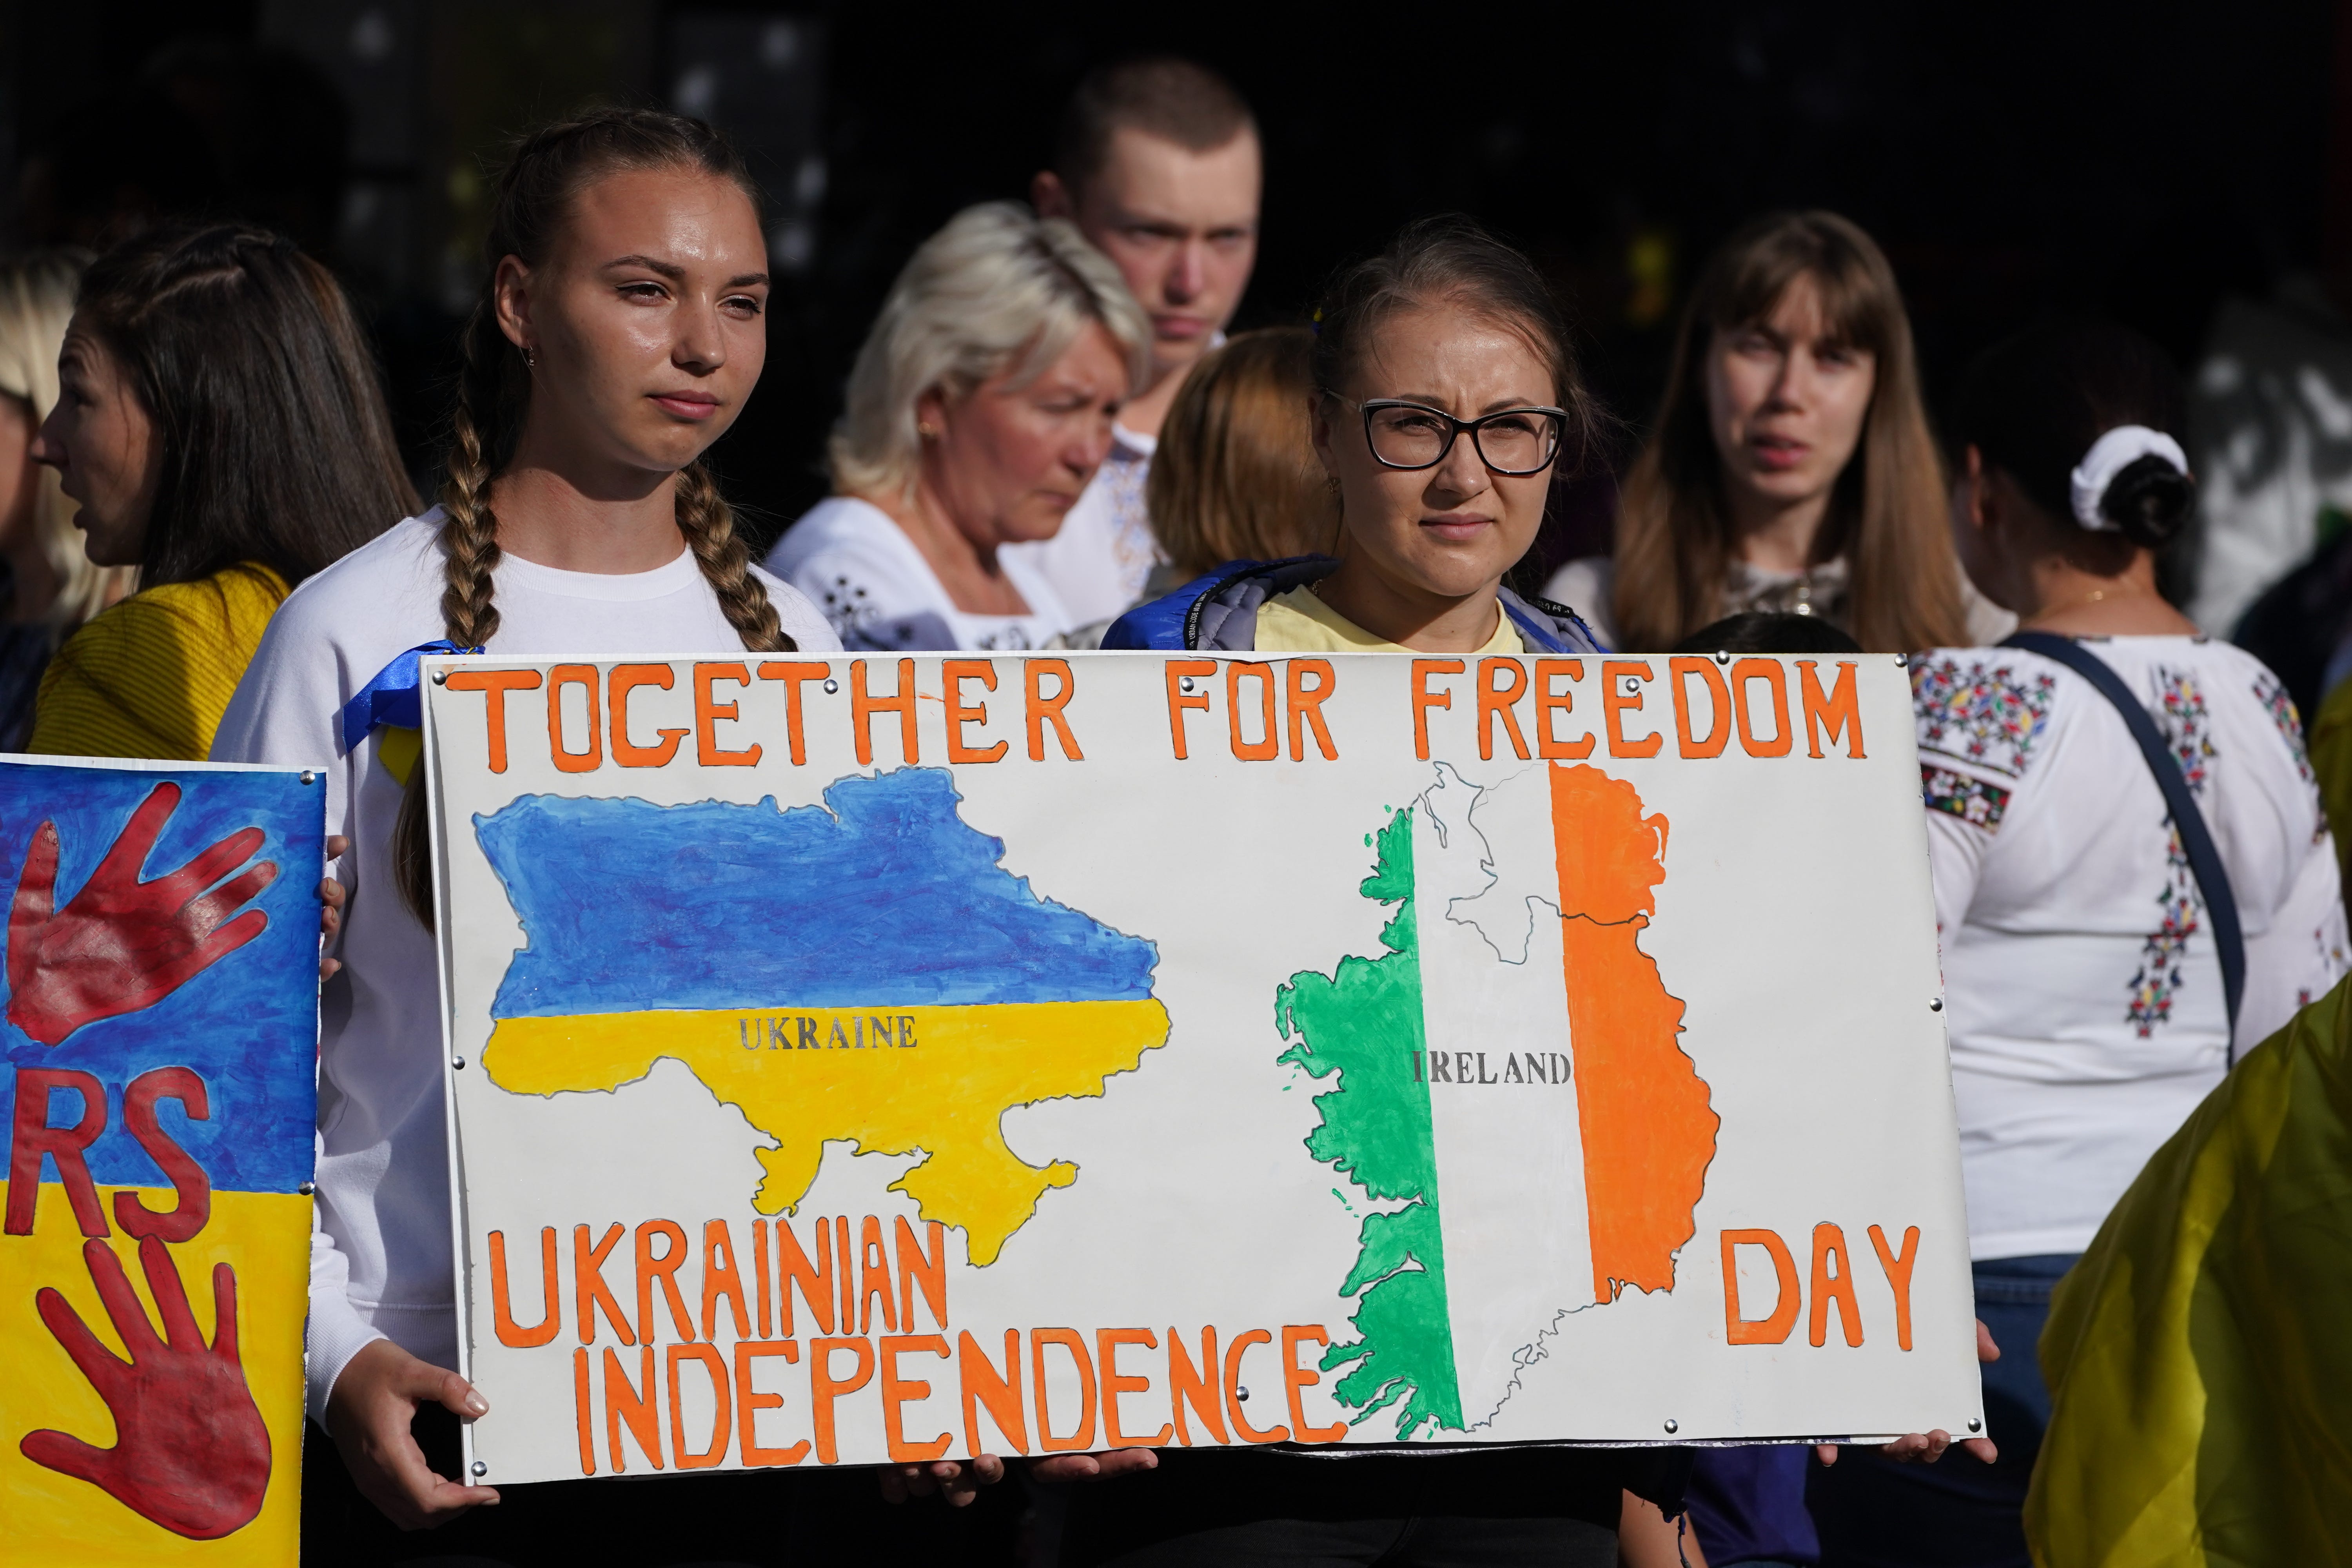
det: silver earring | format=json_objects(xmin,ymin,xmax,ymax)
[{"xmin": 526, "ymin": 348, "xmax": 537, "ymax": 370}]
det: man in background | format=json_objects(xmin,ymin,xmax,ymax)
[{"xmin": 1016, "ymin": 56, "xmax": 1263, "ymax": 629}]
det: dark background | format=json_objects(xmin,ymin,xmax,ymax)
[{"xmin": 4, "ymin": 0, "xmax": 2344, "ymax": 558}]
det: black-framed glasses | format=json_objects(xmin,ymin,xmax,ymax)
[{"xmin": 1339, "ymin": 397, "xmax": 1567, "ymax": 476}]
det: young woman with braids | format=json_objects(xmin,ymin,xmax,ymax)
[{"xmin": 211, "ymin": 109, "xmax": 838, "ymax": 1559}]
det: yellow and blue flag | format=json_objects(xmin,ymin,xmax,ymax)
[
  {"xmin": 2029, "ymin": 973, "xmax": 2352, "ymax": 1564},
  {"xmin": 0, "ymin": 758, "xmax": 320, "ymax": 1565}
]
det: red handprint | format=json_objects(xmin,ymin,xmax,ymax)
[
  {"xmin": 6, "ymin": 781, "xmax": 277, "ymax": 1045},
  {"xmin": 20, "ymin": 1236, "xmax": 270, "ymax": 1539}
]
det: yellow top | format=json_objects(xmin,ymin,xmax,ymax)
[
  {"xmin": 28, "ymin": 562, "xmax": 290, "ymax": 761},
  {"xmin": 1253, "ymin": 584, "xmax": 1526, "ymax": 655}
]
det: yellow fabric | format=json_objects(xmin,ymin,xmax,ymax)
[
  {"xmin": 2309, "ymin": 676, "xmax": 2352, "ymax": 887},
  {"xmin": 1253, "ymin": 586, "xmax": 1526, "ymax": 655},
  {"xmin": 2027, "ymin": 973, "xmax": 2352, "ymax": 1566},
  {"xmin": 27, "ymin": 562, "xmax": 289, "ymax": 761}
]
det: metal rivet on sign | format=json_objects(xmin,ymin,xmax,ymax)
[
  {"xmin": 1234, "ymin": 1385, "xmax": 1249, "ymax": 1402},
  {"xmin": 822, "ymin": 679, "xmax": 839, "ymax": 695},
  {"xmin": 298, "ymin": 1181, "xmax": 316, "ymax": 1196},
  {"xmin": 1663, "ymin": 1418, "xmax": 1679, "ymax": 1435},
  {"xmin": 1893, "ymin": 654, "xmax": 1908, "ymax": 668},
  {"xmin": 1966, "ymin": 1417, "xmax": 1983, "ymax": 1432},
  {"xmin": 1929, "ymin": 999, "xmax": 1944, "ymax": 1013},
  {"xmin": 471, "ymin": 1460, "xmax": 488, "ymax": 1476},
  {"xmin": 432, "ymin": 670, "xmax": 448, "ymax": 685},
  {"xmin": 300, "ymin": 771, "xmax": 316, "ymax": 785},
  {"xmin": 452, "ymin": 1057, "xmax": 467, "ymax": 1071},
  {"xmin": 1713, "ymin": 651, "xmax": 1730, "ymax": 666},
  {"xmin": 1180, "ymin": 677, "xmax": 1195, "ymax": 693}
]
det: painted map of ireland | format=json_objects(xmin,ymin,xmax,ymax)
[
  {"xmin": 471, "ymin": 768, "xmax": 1168, "ymax": 1265},
  {"xmin": 1278, "ymin": 762, "xmax": 1720, "ymax": 1435}
]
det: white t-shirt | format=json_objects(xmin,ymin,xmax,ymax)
[
  {"xmin": 209, "ymin": 511, "xmax": 839, "ymax": 1419},
  {"xmin": 1914, "ymin": 637, "xmax": 2346, "ymax": 1260},
  {"xmin": 1001, "ymin": 422, "xmax": 1160, "ymax": 627},
  {"xmin": 765, "ymin": 494, "xmax": 1071, "ymax": 651}
]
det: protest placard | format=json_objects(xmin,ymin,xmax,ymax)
[
  {"xmin": 0, "ymin": 755, "xmax": 321, "ymax": 1565},
  {"xmin": 425, "ymin": 651, "xmax": 1980, "ymax": 1485}
]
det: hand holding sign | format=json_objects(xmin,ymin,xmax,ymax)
[
  {"xmin": 19, "ymin": 1237, "xmax": 270, "ymax": 1539},
  {"xmin": 6, "ymin": 781, "xmax": 277, "ymax": 1045}
]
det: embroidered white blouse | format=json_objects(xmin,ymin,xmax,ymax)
[{"xmin": 1914, "ymin": 636, "xmax": 2347, "ymax": 1260}]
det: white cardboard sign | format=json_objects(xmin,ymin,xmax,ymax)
[{"xmin": 425, "ymin": 650, "xmax": 1981, "ymax": 1486}]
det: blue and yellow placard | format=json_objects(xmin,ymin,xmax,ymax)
[{"xmin": 0, "ymin": 755, "xmax": 320, "ymax": 1566}]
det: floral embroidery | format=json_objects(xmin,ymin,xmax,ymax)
[
  {"xmin": 2126, "ymin": 826, "xmax": 2199, "ymax": 1036},
  {"xmin": 2254, "ymin": 671, "xmax": 2313, "ymax": 783},
  {"xmin": 1921, "ymin": 764, "xmax": 2010, "ymax": 829},
  {"xmin": 2252, "ymin": 671, "xmax": 2329, "ymax": 842},
  {"xmin": 1912, "ymin": 657, "xmax": 2056, "ymax": 777},
  {"xmin": 2300, "ymin": 926, "xmax": 2350, "ymax": 1007},
  {"xmin": 2153, "ymin": 668, "xmax": 2217, "ymax": 795},
  {"xmin": 2123, "ymin": 671, "xmax": 2221, "ymax": 1034}
]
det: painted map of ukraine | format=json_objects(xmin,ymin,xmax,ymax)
[
  {"xmin": 474, "ymin": 768, "xmax": 1167, "ymax": 1265},
  {"xmin": 1277, "ymin": 762, "xmax": 1719, "ymax": 1436}
]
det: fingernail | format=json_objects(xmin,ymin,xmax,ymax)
[{"xmin": 465, "ymin": 1392, "xmax": 488, "ymax": 1415}]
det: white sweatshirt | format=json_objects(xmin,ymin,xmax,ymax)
[{"xmin": 210, "ymin": 512, "xmax": 840, "ymax": 1421}]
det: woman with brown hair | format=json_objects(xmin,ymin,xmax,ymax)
[
  {"xmin": 27, "ymin": 224, "xmax": 415, "ymax": 757},
  {"xmin": 210, "ymin": 109, "xmax": 837, "ymax": 1559},
  {"xmin": 1546, "ymin": 210, "xmax": 2004, "ymax": 652},
  {"xmin": 1145, "ymin": 325, "xmax": 1340, "ymax": 581}
]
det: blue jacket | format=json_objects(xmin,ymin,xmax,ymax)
[{"xmin": 1102, "ymin": 555, "xmax": 1606, "ymax": 653}]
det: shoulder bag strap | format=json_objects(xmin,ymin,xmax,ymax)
[{"xmin": 2000, "ymin": 631, "xmax": 2245, "ymax": 1059}]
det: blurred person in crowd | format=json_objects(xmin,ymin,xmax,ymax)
[
  {"xmin": 766, "ymin": 200, "xmax": 1148, "ymax": 650},
  {"xmin": 27, "ymin": 223, "xmax": 413, "ymax": 759},
  {"xmin": 1809, "ymin": 319, "xmax": 2348, "ymax": 1567},
  {"xmin": 1011, "ymin": 55, "xmax": 1263, "ymax": 625},
  {"xmin": 1550, "ymin": 211, "xmax": 2005, "ymax": 652},
  {"xmin": 2183, "ymin": 274, "xmax": 2352, "ymax": 644},
  {"xmin": 0, "ymin": 249, "xmax": 136, "ymax": 750},
  {"xmin": 1108, "ymin": 216, "xmax": 1604, "ymax": 660},
  {"xmin": 211, "ymin": 109, "xmax": 838, "ymax": 1561},
  {"xmin": 1058, "ymin": 325, "xmax": 1337, "ymax": 644}
]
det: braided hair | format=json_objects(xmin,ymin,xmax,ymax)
[{"xmin": 396, "ymin": 108, "xmax": 791, "ymax": 920}]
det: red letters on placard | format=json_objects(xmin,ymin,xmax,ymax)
[
  {"xmin": 1602, "ymin": 661, "xmax": 1664, "ymax": 758},
  {"xmin": 1411, "ymin": 661, "xmax": 1463, "ymax": 761},
  {"xmin": 694, "ymin": 663, "xmax": 763, "ymax": 766},
  {"xmin": 944, "ymin": 661, "xmax": 1008, "ymax": 764},
  {"xmin": 1799, "ymin": 660, "xmax": 1867, "ymax": 759},
  {"xmin": 444, "ymin": 668, "xmax": 543, "ymax": 773},
  {"xmin": 609, "ymin": 664, "xmax": 686, "ymax": 767},
  {"xmin": 546, "ymin": 664, "xmax": 602, "ymax": 773},
  {"xmin": 1026, "ymin": 660, "xmax": 1084, "ymax": 760},
  {"xmin": 852, "ymin": 661, "xmax": 919, "ymax": 767}
]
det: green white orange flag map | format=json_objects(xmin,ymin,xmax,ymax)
[{"xmin": 425, "ymin": 652, "xmax": 1980, "ymax": 1483}]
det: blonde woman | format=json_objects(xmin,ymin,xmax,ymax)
[
  {"xmin": 767, "ymin": 200, "xmax": 1151, "ymax": 650},
  {"xmin": 0, "ymin": 250, "xmax": 134, "ymax": 749},
  {"xmin": 1548, "ymin": 211, "xmax": 2004, "ymax": 652}
]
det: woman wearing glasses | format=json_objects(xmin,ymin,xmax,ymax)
[
  {"xmin": 1104, "ymin": 215, "xmax": 1603, "ymax": 657},
  {"xmin": 1089, "ymin": 218, "xmax": 1695, "ymax": 1568}
]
